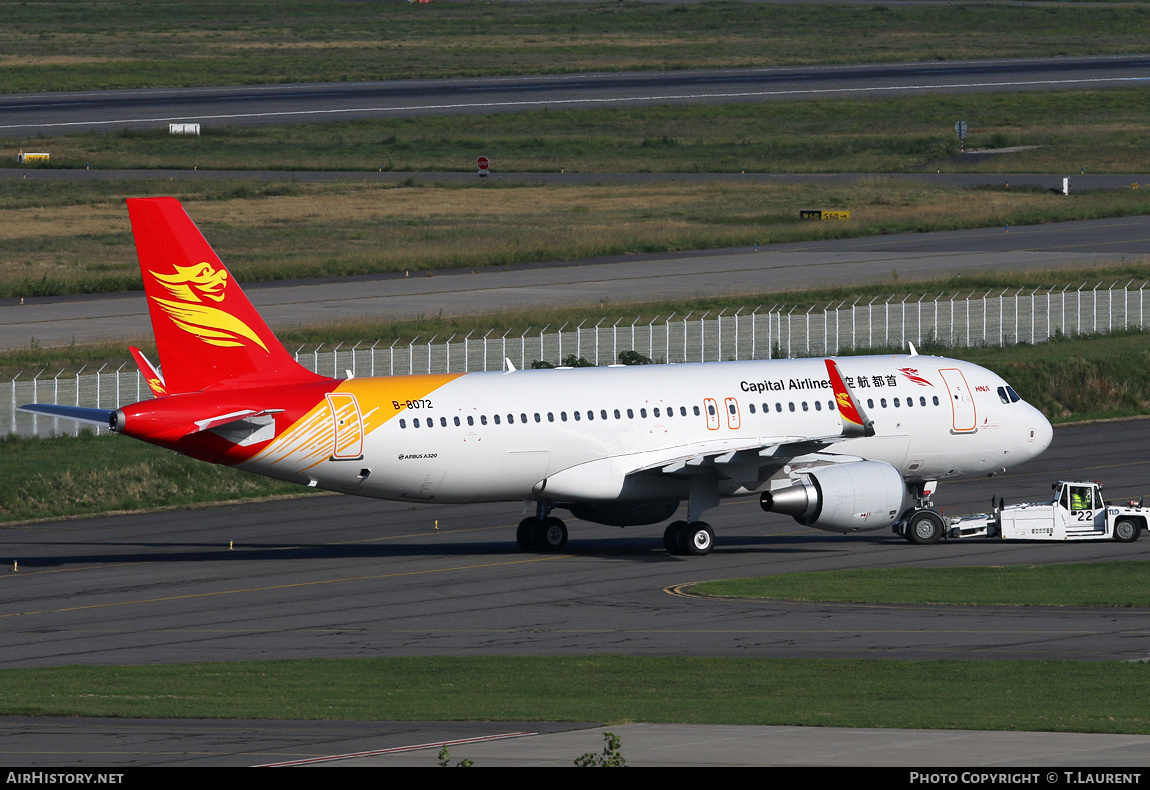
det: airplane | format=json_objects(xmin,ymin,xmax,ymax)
[{"xmin": 20, "ymin": 197, "xmax": 1054, "ymax": 555}]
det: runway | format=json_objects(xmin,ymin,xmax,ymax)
[
  {"xmin": 3, "ymin": 55, "xmax": 1148, "ymax": 136},
  {"xmin": 3, "ymin": 213, "xmax": 1148, "ymax": 350}
]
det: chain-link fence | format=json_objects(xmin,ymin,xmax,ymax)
[{"xmin": 9, "ymin": 282, "xmax": 1146, "ymax": 437}]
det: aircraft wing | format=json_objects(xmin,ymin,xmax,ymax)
[
  {"xmin": 625, "ymin": 433, "xmax": 862, "ymax": 487},
  {"xmin": 628, "ymin": 358, "xmax": 873, "ymax": 480},
  {"xmin": 539, "ymin": 359, "xmax": 877, "ymax": 503}
]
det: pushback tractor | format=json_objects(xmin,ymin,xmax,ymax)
[{"xmin": 895, "ymin": 481, "xmax": 1146, "ymax": 544}]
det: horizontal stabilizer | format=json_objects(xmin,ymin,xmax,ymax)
[
  {"xmin": 187, "ymin": 408, "xmax": 283, "ymax": 436},
  {"xmin": 19, "ymin": 404, "xmax": 116, "ymax": 429}
]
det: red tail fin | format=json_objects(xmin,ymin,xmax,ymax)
[{"xmin": 128, "ymin": 197, "xmax": 323, "ymax": 393}]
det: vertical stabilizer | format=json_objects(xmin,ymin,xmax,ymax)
[{"xmin": 128, "ymin": 197, "xmax": 323, "ymax": 393}]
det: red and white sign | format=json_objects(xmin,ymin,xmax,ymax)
[{"xmin": 477, "ymin": 156, "xmax": 490, "ymax": 172}]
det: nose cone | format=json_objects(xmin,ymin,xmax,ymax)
[{"xmin": 1028, "ymin": 406, "xmax": 1054, "ymax": 459}]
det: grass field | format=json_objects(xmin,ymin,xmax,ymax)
[
  {"xmin": 3, "ymin": 177, "xmax": 1149, "ymax": 299},
  {"xmin": 2, "ymin": 3, "xmax": 1148, "ymax": 93},
  {"xmin": 0, "ymin": 432, "xmax": 308, "ymax": 524},
  {"xmin": 0, "ymin": 656, "xmax": 1147, "ymax": 733},
  {"xmin": 691, "ymin": 563, "xmax": 1150, "ymax": 607}
]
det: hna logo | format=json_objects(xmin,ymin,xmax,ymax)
[
  {"xmin": 897, "ymin": 367, "xmax": 935, "ymax": 387},
  {"xmin": 149, "ymin": 262, "xmax": 268, "ymax": 351}
]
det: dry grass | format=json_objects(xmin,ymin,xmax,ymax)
[{"xmin": 4, "ymin": 179, "xmax": 1150, "ymax": 298}]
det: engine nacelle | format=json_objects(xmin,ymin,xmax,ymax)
[
  {"xmin": 567, "ymin": 500, "xmax": 680, "ymax": 527},
  {"xmin": 760, "ymin": 460, "xmax": 905, "ymax": 533}
]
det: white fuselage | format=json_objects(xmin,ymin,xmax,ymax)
[{"xmin": 245, "ymin": 354, "xmax": 1052, "ymax": 514}]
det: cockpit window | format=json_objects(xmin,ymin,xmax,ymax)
[{"xmin": 997, "ymin": 385, "xmax": 1022, "ymax": 404}]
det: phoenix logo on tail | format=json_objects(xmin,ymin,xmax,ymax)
[{"xmin": 149, "ymin": 262, "xmax": 269, "ymax": 352}]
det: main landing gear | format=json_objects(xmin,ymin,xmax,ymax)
[
  {"xmin": 517, "ymin": 515, "xmax": 568, "ymax": 552},
  {"xmin": 518, "ymin": 501, "xmax": 568, "ymax": 552},
  {"xmin": 663, "ymin": 520, "xmax": 715, "ymax": 556}
]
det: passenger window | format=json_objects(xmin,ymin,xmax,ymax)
[
  {"xmin": 893, "ymin": 398, "xmax": 900, "ymax": 408},
  {"xmin": 680, "ymin": 407, "xmax": 687, "ymax": 416},
  {"xmin": 628, "ymin": 409, "xmax": 635, "ymax": 418},
  {"xmin": 399, "ymin": 419, "xmax": 406, "ymax": 429},
  {"xmin": 494, "ymin": 414, "xmax": 501, "ymax": 425},
  {"xmin": 692, "ymin": 406, "xmax": 700, "ymax": 416},
  {"xmin": 507, "ymin": 414, "xmax": 514, "ymax": 424},
  {"xmin": 467, "ymin": 415, "xmax": 475, "ymax": 426},
  {"xmin": 814, "ymin": 401, "xmax": 821, "ymax": 411},
  {"xmin": 601, "ymin": 410, "xmax": 607, "ymax": 420},
  {"xmin": 614, "ymin": 409, "xmax": 621, "ymax": 419},
  {"xmin": 880, "ymin": 398, "xmax": 887, "ymax": 408},
  {"xmin": 440, "ymin": 417, "xmax": 447, "ymax": 426},
  {"xmin": 748, "ymin": 403, "xmax": 756, "ymax": 414},
  {"xmin": 561, "ymin": 412, "xmax": 567, "ymax": 421},
  {"xmin": 641, "ymin": 408, "xmax": 648, "ymax": 418},
  {"xmin": 454, "ymin": 416, "xmax": 461, "ymax": 426},
  {"xmin": 414, "ymin": 418, "xmax": 421, "ymax": 428},
  {"xmin": 932, "ymin": 396, "xmax": 940, "ymax": 406},
  {"xmin": 788, "ymin": 402, "xmax": 795, "ymax": 412},
  {"xmin": 867, "ymin": 399, "xmax": 874, "ymax": 409},
  {"xmin": 481, "ymin": 415, "xmax": 488, "ymax": 425},
  {"xmin": 521, "ymin": 413, "xmax": 528, "ymax": 423},
  {"xmin": 547, "ymin": 412, "xmax": 554, "ymax": 422},
  {"xmin": 653, "ymin": 407, "xmax": 660, "ymax": 417}
]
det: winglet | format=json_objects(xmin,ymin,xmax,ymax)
[{"xmin": 825, "ymin": 359, "xmax": 874, "ymax": 438}]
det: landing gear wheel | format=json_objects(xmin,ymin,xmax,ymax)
[
  {"xmin": 684, "ymin": 522, "xmax": 715, "ymax": 556},
  {"xmin": 663, "ymin": 520, "xmax": 688, "ymax": 555},
  {"xmin": 1113, "ymin": 518, "xmax": 1141, "ymax": 543},
  {"xmin": 905, "ymin": 510, "xmax": 945, "ymax": 545},
  {"xmin": 517, "ymin": 518, "xmax": 538, "ymax": 551},
  {"xmin": 530, "ymin": 516, "xmax": 568, "ymax": 552}
]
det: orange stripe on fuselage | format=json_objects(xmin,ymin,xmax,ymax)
[{"xmin": 248, "ymin": 373, "xmax": 464, "ymax": 474}]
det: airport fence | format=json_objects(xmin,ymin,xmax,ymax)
[{"xmin": 8, "ymin": 281, "xmax": 1148, "ymax": 437}]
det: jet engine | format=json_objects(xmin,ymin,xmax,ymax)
[
  {"xmin": 567, "ymin": 500, "xmax": 680, "ymax": 527},
  {"xmin": 760, "ymin": 460, "xmax": 905, "ymax": 532}
]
